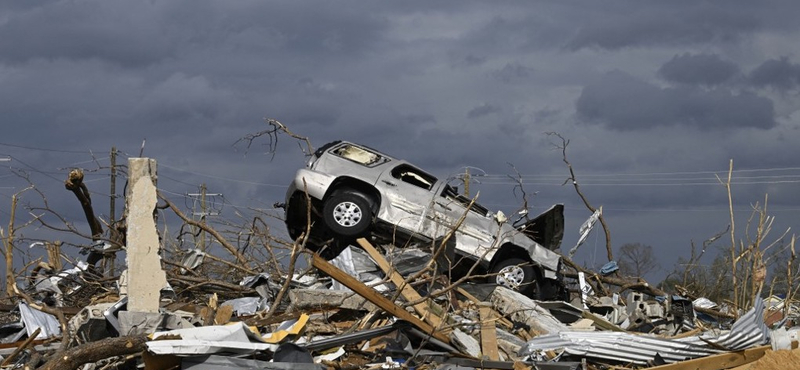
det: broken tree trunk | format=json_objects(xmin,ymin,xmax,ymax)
[
  {"xmin": 4, "ymin": 192, "xmax": 18, "ymax": 296},
  {"xmin": 64, "ymin": 169, "xmax": 103, "ymax": 239},
  {"xmin": 64, "ymin": 169, "xmax": 104, "ymax": 266},
  {"xmin": 561, "ymin": 256, "xmax": 667, "ymax": 297},
  {"xmin": 37, "ymin": 335, "xmax": 147, "ymax": 370}
]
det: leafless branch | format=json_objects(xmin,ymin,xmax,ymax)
[
  {"xmin": 545, "ymin": 132, "xmax": 613, "ymax": 262},
  {"xmin": 234, "ymin": 118, "xmax": 314, "ymax": 159}
]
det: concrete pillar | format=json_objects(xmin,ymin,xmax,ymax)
[{"xmin": 125, "ymin": 158, "xmax": 167, "ymax": 313}]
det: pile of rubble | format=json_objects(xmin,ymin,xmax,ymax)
[
  {"xmin": 2, "ymin": 157, "xmax": 800, "ymax": 370},
  {"xmin": 2, "ymin": 236, "xmax": 800, "ymax": 370}
]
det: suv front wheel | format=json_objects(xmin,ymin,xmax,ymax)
[{"xmin": 323, "ymin": 191, "xmax": 373, "ymax": 238}]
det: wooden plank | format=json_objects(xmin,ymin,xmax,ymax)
[
  {"xmin": 1, "ymin": 327, "xmax": 40, "ymax": 366},
  {"xmin": 355, "ymin": 238, "xmax": 445, "ymax": 329},
  {"xmin": 646, "ymin": 344, "xmax": 781, "ymax": 370},
  {"xmin": 581, "ymin": 310, "xmax": 625, "ymax": 332},
  {"xmin": 311, "ymin": 253, "xmax": 451, "ymax": 344},
  {"xmin": 456, "ymin": 287, "xmax": 513, "ymax": 330},
  {"xmin": 479, "ymin": 304, "xmax": 500, "ymax": 361}
]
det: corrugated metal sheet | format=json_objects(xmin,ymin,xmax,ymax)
[{"xmin": 519, "ymin": 297, "xmax": 769, "ymax": 365}]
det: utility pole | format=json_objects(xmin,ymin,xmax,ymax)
[
  {"xmin": 458, "ymin": 166, "xmax": 485, "ymax": 198},
  {"xmin": 105, "ymin": 147, "xmax": 118, "ymax": 278},
  {"xmin": 188, "ymin": 183, "xmax": 221, "ymax": 252},
  {"xmin": 109, "ymin": 147, "xmax": 117, "ymax": 226},
  {"xmin": 2, "ymin": 157, "xmax": 12, "ymax": 296},
  {"xmin": 464, "ymin": 167, "xmax": 471, "ymax": 197}
]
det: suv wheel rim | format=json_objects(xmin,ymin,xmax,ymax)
[
  {"xmin": 496, "ymin": 265, "xmax": 525, "ymax": 289},
  {"xmin": 332, "ymin": 201, "xmax": 362, "ymax": 227}
]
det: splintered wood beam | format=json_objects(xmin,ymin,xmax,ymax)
[
  {"xmin": 456, "ymin": 287, "xmax": 514, "ymax": 330},
  {"xmin": 646, "ymin": 343, "xmax": 797, "ymax": 370},
  {"xmin": 479, "ymin": 304, "xmax": 500, "ymax": 361},
  {"xmin": 311, "ymin": 253, "xmax": 451, "ymax": 344},
  {"xmin": 355, "ymin": 238, "xmax": 445, "ymax": 330}
]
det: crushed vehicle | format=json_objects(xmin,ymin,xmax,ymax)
[{"xmin": 282, "ymin": 140, "xmax": 567, "ymax": 300}]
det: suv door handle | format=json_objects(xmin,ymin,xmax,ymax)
[
  {"xmin": 434, "ymin": 202, "xmax": 452, "ymax": 211},
  {"xmin": 381, "ymin": 180, "xmax": 397, "ymax": 187}
]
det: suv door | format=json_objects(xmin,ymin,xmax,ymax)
[
  {"xmin": 432, "ymin": 185, "xmax": 498, "ymax": 258},
  {"xmin": 375, "ymin": 163, "xmax": 439, "ymax": 238}
]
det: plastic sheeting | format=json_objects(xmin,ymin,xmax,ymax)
[
  {"xmin": 18, "ymin": 303, "xmax": 61, "ymax": 339},
  {"xmin": 220, "ymin": 297, "xmax": 269, "ymax": 316},
  {"xmin": 147, "ymin": 322, "xmax": 271, "ymax": 355}
]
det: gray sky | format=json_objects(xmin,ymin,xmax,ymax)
[{"xmin": 2, "ymin": 1, "xmax": 800, "ymax": 282}]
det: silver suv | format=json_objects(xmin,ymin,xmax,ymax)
[{"xmin": 283, "ymin": 140, "xmax": 567, "ymax": 300}]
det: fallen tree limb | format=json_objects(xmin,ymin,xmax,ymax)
[
  {"xmin": 561, "ymin": 256, "xmax": 666, "ymax": 297},
  {"xmin": 168, "ymin": 275, "xmax": 255, "ymax": 294},
  {"xmin": 37, "ymin": 335, "xmax": 147, "ymax": 370},
  {"xmin": 694, "ymin": 305, "xmax": 736, "ymax": 320}
]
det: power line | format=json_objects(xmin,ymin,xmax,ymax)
[
  {"xmin": 481, "ymin": 202, "xmax": 800, "ymax": 213},
  {"xmin": 479, "ymin": 166, "xmax": 800, "ymax": 179},
  {"xmin": 5, "ymin": 155, "xmax": 62, "ymax": 182},
  {"xmin": 479, "ymin": 178, "xmax": 800, "ymax": 187},
  {"xmin": 0, "ymin": 142, "xmax": 99, "ymax": 154},
  {"xmin": 481, "ymin": 174, "xmax": 800, "ymax": 182},
  {"xmin": 158, "ymin": 162, "xmax": 286, "ymax": 188},
  {"xmin": 160, "ymin": 173, "xmax": 201, "ymax": 188}
]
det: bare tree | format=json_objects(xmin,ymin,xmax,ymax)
[
  {"xmin": 545, "ymin": 132, "xmax": 614, "ymax": 262},
  {"xmin": 617, "ymin": 243, "xmax": 659, "ymax": 279}
]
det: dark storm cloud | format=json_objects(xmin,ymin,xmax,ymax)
[
  {"xmin": 467, "ymin": 103, "xmax": 501, "ymax": 119},
  {"xmin": 136, "ymin": 73, "xmax": 234, "ymax": 124},
  {"xmin": 748, "ymin": 57, "xmax": 800, "ymax": 91},
  {"xmin": 0, "ymin": 2, "xmax": 176, "ymax": 67},
  {"xmin": 0, "ymin": 1, "xmax": 388, "ymax": 68},
  {"xmin": 567, "ymin": 7, "xmax": 757, "ymax": 50},
  {"xmin": 491, "ymin": 62, "xmax": 535, "ymax": 83},
  {"xmin": 448, "ymin": 54, "xmax": 487, "ymax": 68},
  {"xmin": 658, "ymin": 53, "xmax": 740, "ymax": 86},
  {"xmin": 456, "ymin": 4, "xmax": 583, "ymax": 54},
  {"xmin": 404, "ymin": 114, "xmax": 436, "ymax": 125},
  {"xmin": 576, "ymin": 72, "xmax": 776, "ymax": 130},
  {"xmin": 2, "ymin": 0, "xmax": 800, "ymax": 283}
]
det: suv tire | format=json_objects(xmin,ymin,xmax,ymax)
[
  {"xmin": 489, "ymin": 257, "xmax": 540, "ymax": 299},
  {"xmin": 323, "ymin": 191, "xmax": 372, "ymax": 238}
]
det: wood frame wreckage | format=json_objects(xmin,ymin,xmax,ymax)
[{"xmin": 1, "ymin": 157, "xmax": 799, "ymax": 370}]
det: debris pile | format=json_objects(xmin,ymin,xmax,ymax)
[
  {"xmin": 1, "ymin": 234, "xmax": 798, "ymax": 370},
  {"xmin": 1, "ymin": 155, "xmax": 798, "ymax": 370}
]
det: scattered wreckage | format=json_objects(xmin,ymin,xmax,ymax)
[
  {"xmin": 3, "ymin": 235, "xmax": 798, "ymax": 370},
  {"xmin": 3, "ymin": 155, "xmax": 800, "ymax": 370},
  {"xmin": 282, "ymin": 140, "xmax": 567, "ymax": 300}
]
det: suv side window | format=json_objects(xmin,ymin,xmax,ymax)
[
  {"xmin": 441, "ymin": 185, "xmax": 490, "ymax": 216},
  {"xmin": 390, "ymin": 164, "xmax": 437, "ymax": 191},
  {"xmin": 331, "ymin": 144, "xmax": 388, "ymax": 167}
]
